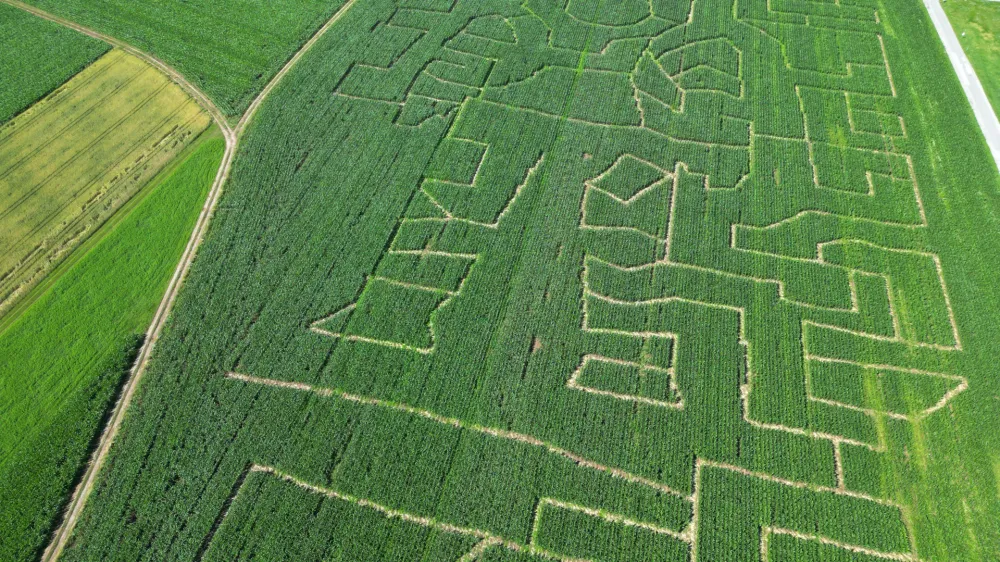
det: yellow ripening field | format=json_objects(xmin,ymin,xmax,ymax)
[{"xmin": 0, "ymin": 48, "xmax": 209, "ymax": 318}]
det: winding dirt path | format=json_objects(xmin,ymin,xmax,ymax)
[{"xmin": 0, "ymin": 0, "xmax": 358, "ymax": 559}]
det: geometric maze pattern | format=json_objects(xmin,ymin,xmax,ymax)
[{"xmin": 227, "ymin": 0, "xmax": 967, "ymax": 559}]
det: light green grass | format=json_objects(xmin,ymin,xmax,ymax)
[
  {"xmin": 0, "ymin": 2, "xmax": 108, "ymax": 125},
  {"xmin": 0, "ymin": 132, "xmax": 224, "ymax": 562},
  {"xmin": 0, "ymin": 49, "xmax": 210, "ymax": 322},
  {"xmin": 943, "ymin": 0, "xmax": 1000, "ymax": 115}
]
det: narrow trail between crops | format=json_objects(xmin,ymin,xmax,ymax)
[{"xmin": 0, "ymin": 0, "xmax": 358, "ymax": 559}]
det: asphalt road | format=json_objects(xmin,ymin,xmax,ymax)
[{"xmin": 925, "ymin": 0, "xmax": 1000, "ymax": 170}]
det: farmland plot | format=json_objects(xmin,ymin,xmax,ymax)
[
  {"xmin": 61, "ymin": 0, "xmax": 1000, "ymax": 561},
  {"xmin": 0, "ymin": 134, "xmax": 224, "ymax": 562},
  {"xmin": 0, "ymin": 2, "xmax": 108, "ymax": 125},
  {"xmin": 0, "ymin": 49, "xmax": 209, "ymax": 321},
  {"xmin": 20, "ymin": 0, "xmax": 350, "ymax": 118}
]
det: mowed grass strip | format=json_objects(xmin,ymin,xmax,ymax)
[
  {"xmin": 0, "ymin": 48, "xmax": 210, "ymax": 321},
  {"xmin": 0, "ymin": 132, "xmax": 225, "ymax": 562}
]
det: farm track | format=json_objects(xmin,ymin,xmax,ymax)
[{"xmin": 0, "ymin": 0, "xmax": 359, "ymax": 559}]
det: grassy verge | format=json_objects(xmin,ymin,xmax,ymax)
[
  {"xmin": 0, "ymin": 131, "xmax": 224, "ymax": 562},
  {"xmin": 942, "ymin": 0, "xmax": 1000, "ymax": 115}
]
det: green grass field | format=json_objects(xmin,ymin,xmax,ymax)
[
  {"xmin": 0, "ymin": 48, "xmax": 210, "ymax": 322},
  {"xmin": 0, "ymin": 131, "xmax": 224, "ymax": 562},
  {"xmin": 0, "ymin": 2, "xmax": 108, "ymax": 125},
  {"xmin": 21, "ymin": 0, "xmax": 349, "ymax": 118},
  {"xmin": 54, "ymin": 0, "xmax": 1000, "ymax": 560},
  {"xmin": 943, "ymin": 0, "xmax": 1000, "ymax": 115}
]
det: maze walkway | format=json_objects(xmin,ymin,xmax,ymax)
[{"xmin": 220, "ymin": 0, "xmax": 968, "ymax": 560}]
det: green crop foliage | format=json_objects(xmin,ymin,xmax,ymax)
[
  {"xmin": 47, "ymin": 0, "xmax": 1000, "ymax": 561},
  {"xmin": 20, "ymin": 0, "xmax": 350, "ymax": 118},
  {"xmin": 0, "ymin": 2, "xmax": 108, "ymax": 124},
  {"xmin": 0, "ymin": 134, "xmax": 223, "ymax": 562}
]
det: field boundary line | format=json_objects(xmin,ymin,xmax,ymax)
[
  {"xmin": 0, "ymin": 125, "xmax": 221, "ymax": 336},
  {"xmin": 0, "ymin": 98, "xmax": 207, "ymax": 317},
  {"xmin": 235, "ymin": 0, "xmax": 357, "ymax": 135},
  {"xmin": 9, "ymin": 0, "xmax": 359, "ymax": 559}
]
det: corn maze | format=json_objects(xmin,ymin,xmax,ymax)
[{"xmin": 59, "ymin": 0, "xmax": 999, "ymax": 560}]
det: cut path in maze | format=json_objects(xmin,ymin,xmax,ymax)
[
  {"xmin": 223, "ymin": 371, "xmax": 923, "ymax": 562},
  {"xmin": 213, "ymin": 0, "xmax": 973, "ymax": 560}
]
